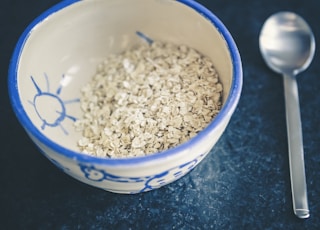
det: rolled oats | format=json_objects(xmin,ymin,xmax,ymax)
[{"xmin": 74, "ymin": 41, "xmax": 223, "ymax": 158}]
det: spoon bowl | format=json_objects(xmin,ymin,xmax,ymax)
[
  {"xmin": 259, "ymin": 11, "xmax": 315, "ymax": 219},
  {"xmin": 260, "ymin": 12, "xmax": 315, "ymax": 75}
]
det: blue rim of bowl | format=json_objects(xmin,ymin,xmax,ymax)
[{"xmin": 8, "ymin": 0, "xmax": 242, "ymax": 166}]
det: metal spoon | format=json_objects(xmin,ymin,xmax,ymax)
[{"xmin": 259, "ymin": 11, "xmax": 315, "ymax": 219}]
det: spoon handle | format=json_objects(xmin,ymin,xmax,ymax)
[{"xmin": 283, "ymin": 74, "xmax": 309, "ymax": 219}]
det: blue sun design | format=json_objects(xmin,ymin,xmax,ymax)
[{"xmin": 29, "ymin": 73, "xmax": 80, "ymax": 135}]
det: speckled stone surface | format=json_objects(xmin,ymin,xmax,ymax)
[{"xmin": 1, "ymin": 0, "xmax": 319, "ymax": 229}]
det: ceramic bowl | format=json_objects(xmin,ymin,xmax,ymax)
[{"xmin": 9, "ymin": 0, "xmax": 242, "ymax": 194}]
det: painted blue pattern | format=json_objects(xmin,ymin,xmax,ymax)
[
  {"xmin": 136, "ymin": 31, "xmax": 154, "ymax": 44},
  {"xmin": 29, "ymin": 73, "xmax": 80, "ymax": 135},
  {"xmin": 48, "ymin": 157, "xmax": 71, "ymax": 172},
  {"xmin": 79, "ymin": 153, "xmax": 205, "ymax": 193}
]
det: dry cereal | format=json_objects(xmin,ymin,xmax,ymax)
[{"xmin": 74, "ymin": 41, "xmax": 223, "ymax": 158}]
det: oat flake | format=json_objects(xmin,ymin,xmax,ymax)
[{"xmin": 74, "ymin": 41, "xmax": 223, "ymax": 158}]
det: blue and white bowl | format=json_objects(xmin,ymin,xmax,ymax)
[{"xmin": 9, "ymin": 0, "xmax": 242, "ymax": 194}]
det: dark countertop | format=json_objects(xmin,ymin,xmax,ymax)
[{"xmin": 1, "ymin": 0, "xmax": 319, "ymax": 229}]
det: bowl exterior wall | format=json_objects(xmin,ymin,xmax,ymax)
[{"xmin": 27, "ymin": 117, "xmax": 229, "ymax": 194}]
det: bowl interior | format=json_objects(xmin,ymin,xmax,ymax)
[{"xmin": 14, "ymin": 0, "xmax": 234, "ymax": 152}]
